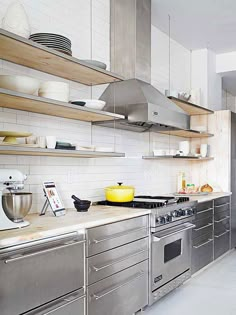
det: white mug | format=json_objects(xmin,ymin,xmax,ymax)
[
  {"xmin": 200, "ymin": 144, "xmax": 208, "ymax": 157},
  {"xmin": 37, "ymin": 136, "xmax": 46, "ymax": 148},
  {"xmin": 46, "ymin": 136, "xmax": 56, "ymax": 149},
  {"xmin": 179, "ymin": 141, "xmax": 190, "ymax": 156}
]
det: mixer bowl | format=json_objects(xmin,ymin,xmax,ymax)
[{"xmin": 2, "ymin": 192, "xmax": 32, "ymax": 223}]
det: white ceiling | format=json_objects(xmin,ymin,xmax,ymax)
[{"xmin": 151, "ymin": 0, "xmax": 236, "ymax": 53}]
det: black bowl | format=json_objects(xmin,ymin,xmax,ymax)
[
  {"xmin": 74, "ymin": 200, "xmax": 91, "ymax": 212},
  {"xmin": 71, "ymin": 101, "xmax": 86, "ymax": 106}
]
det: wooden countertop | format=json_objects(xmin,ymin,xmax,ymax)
[{"xmin": 0, "ymin": 205, "xmax": 150, "ymax": 250}]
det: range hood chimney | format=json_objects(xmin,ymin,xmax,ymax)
[{"xmin": 95, "ymin": 0, "xmax": 190, "ymax": 133}]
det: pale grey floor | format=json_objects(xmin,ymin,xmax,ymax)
[{"xmin": 144, "ymin": 250, "xmax": 236, "ymax": 315}]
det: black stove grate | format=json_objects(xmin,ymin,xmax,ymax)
[
  {"xmin": 97, "ymin": 195, "xmax": 190, "ymax": 209},
  {"xmin": 97, "ymin": 200, "xmax": 166, "ymax": 209}
]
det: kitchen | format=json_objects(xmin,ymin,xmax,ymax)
[{"xmin": 0, "ymin": 0, "xmax": 235, "ymax": 314}]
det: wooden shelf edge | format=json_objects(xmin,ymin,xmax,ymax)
[
  {"xmin": 158, "ymin": 129, "xmax": 214, "ymax": 138},
  {"xmin": 0, "ymin": 29, "xmax": 124, "ymax": 86},
  {"xmin": 168, "ymin": 97, "xmax": 214, "ymax": 115},
  {"xmin": 142, "ymin": 156, "xmax": 214, "ymax": 161},
  {"xmin": 0, "ymin": 146, "xmax": 125, "ymax": 158},
  {"xmin": 0, "ymin": 88, "xmax": 125, "ymax": 122}
]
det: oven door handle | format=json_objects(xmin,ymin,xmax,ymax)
[{"xmin": 153, "ymin": 223, "xmax": 196, "ymax": 242}]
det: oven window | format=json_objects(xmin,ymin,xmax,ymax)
[{"xmin": 164, "ymin": 239, "xmax": 182, "ymax": 263}]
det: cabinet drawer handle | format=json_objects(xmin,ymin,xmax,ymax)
[
  {"xmin": 215, "ymin": 230, "xmax": 230, "ymax": 238},
  {"xmin": 197, "ymin": 207, "xmax": 213, "ymax": 214},
  {"xmin": 42, "ymin": 294, "xmax": 85, "ymax": 315},
  {"xmin": 91, "ymin": 271, "xmax": 145, "ymax": 301},
  {"xmin": 153, "ymin": 223, "xmax": 195, "ymax": 241},
  {"xmin": 91, "ymin": 249, "xmax": 147, "ymax": 272},
  {"xmin": 91, "ymin": 227, "xmax": 147, "ymax": 244},
  {"xmin": 193, "ymin": 238, "xmax": 213, "ymax": 249},
  {"xmin": 194, "ymin": 223, "xmax": 213, "ymax": 231},
  {"xmin": 4, "ymin": 240, "xmax": 85, "ymax": 264},
  {"xmin": 215, "ymin": 202, "xmax": 230, "ymax": 208},
  {"xmin": 214, "ymin": 216, "xmax": 230, "ymax": 223}
]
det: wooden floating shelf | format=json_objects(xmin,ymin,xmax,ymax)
[
  {"xmin": 168, "ymin": 97, "xmax": 214, "ymax": 115},
  {"xmin": 0, "ymin": 146, "xmax": 125, "ymax": 158},
  {"xmin": 0, "ymin": 88, "xmax": 124, "ymax": 122},
  {"xmin": 0, "ymin": 29, "xmax": 123, "ymax": 86},
  {"xmin": 158, "ymin": 129, "xmax": 214, "ymax": 138},
  {"xmin": 142, "ymin": 155, "xmax": 214, "ymax": 161}
]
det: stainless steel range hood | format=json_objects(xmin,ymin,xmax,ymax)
[{"xmin": 94, "ymin": 0, "xmax": 190, "ymax": 132}]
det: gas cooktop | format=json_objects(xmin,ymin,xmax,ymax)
[{"xmin": 97, "ymin": 195, "xmax": 190, "ymax": 209}]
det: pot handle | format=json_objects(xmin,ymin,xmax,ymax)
[{"xmin": 117, "ymin": 182, "xmax": 123, "ymax": 186}]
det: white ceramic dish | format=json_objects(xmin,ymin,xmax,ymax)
[
  {"xmin": 0, "ymin": 75, "xmax": 39, "ymax": 95},
  {"xmin": 153, "ymin": 149, "xmax": 166, "ymax": 156},
  {"xmin": 40, "ymin": 81, "xmax": 69, "ymax": 90},
  {"xmin": 38, "ymin": 91, "xmax": 69, "ymax": 102},
  {"xmin": 80, "ymin": 100, "xmax": 106, "ymax": 110}
]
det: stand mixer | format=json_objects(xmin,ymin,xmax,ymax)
[{"xmin": 0, "ymin": 169, "xmax": 31, "ymax": 230}]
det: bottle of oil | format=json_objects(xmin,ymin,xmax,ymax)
[{"xmin": 177, "ymin": 171, "xmax": 186, "ymax": 192}]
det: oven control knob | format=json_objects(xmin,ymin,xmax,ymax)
[
  {"xmin": 158, "ymin": 216, "xmax": 166, "ymax": 224},
  {"xmin": 178, "ymin": 209, "xmax": 185, "ymax": 216},
  {"xmin": 164, "ymin": 214, "xmax": 172, "ymax": 222},
  {"xmin": 185, "ymin": 208, "xmax": 193, "ymax": 216},
  {"xmin": 172, "ymin": 210, "xmax": 179, "ymax": 217}
]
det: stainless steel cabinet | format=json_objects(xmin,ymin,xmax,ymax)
[
  {"xmin": 87, "ymin": 260, "xmax": 148, "ymax": 315},
  {"xmin": 86, "ymin": 215, "xmax": 149, "ymax": 315},
  {"xmin": 24, "ymin": 289, "xmax": 85, "ymax": 315},
  {"xmin": 191, "ymin": 201, "xmax": 214, "ymax": 274},
  {"xmin": 214, "ymin": 197, "xmax": 230, "ymax": 260},
  {"xmin": 0, "ymin": 231, "xmax": 85, "ymax": 315}
]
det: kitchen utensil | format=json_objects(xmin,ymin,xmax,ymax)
[
  {"xmin": 2, "ymin": 192, "xmax": 32, "ymax": 223},
  {"xmin": 179, "ymin": 141, "xmax": 190, "ymax": 156},
  {"xmin": 0, "ymin": 131, "xmax": 32, "ymax": 144},
  {"xmin": 79, "ymin": 100, "xmax": 106, "ymax": 110},
  {"xmin": 70, "ymin": 101, "xmax": 86, "ymax": 106},
  {"xmin": 46, "ymin": 136, "xmax": 56, "ymax": 149},
  {"xmin": 82, "ymin": 60, "xmax": 107, "ymax": 70},
  {"xmin": 200, "ymin": 143, "xmax": 208, "ymax": 157},
  {"xmin": 2, "ymin": 1, "xmax": 31, "ymax": 38},
  {"xmin": 105, "ymin": 182, "xmax": 135, "ymax": 203},
  {"xmin": 0, "ymin": 75, "xmax": 39, "ymax": 95},
  {"xmin": 71, "ymin": 195, "xmax": 91, "ymax": 212}
]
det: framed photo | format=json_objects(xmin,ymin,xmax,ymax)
[{"xmin": 43, "ymin": 181, "xmax": 65, "ymax": 216}]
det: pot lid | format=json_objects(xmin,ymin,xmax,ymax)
[{"xmin": 105, "ymin": 182, "xmax": 134, "ymax": 190}]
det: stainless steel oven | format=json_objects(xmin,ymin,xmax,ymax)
[{"xmin": 151, "ymin": 222, "xmax": 194, "ymax": 291}]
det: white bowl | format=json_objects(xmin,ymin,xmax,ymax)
[
  {"xmin": 38, "ymin": 91, "xmax": 69, "ymax": 102},
  {"xmin": 40, "ymin": 81, "xmax": 69, "ymax": 91},
  {"xmin": 0, "ymin": 75, "xmax": 39, "ymax": 95},
  {"xmin": 80, "ymin": 99, "xmax": 106, "ymax": 110}
]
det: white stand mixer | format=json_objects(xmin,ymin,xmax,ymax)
[{"xmin": 0, "ymin": 169, "xmax": 30, "ymax": 230}]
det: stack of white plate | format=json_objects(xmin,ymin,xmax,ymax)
[
  {"xmin": 29, "ymin": 33, "xmax": 72, "ymax": 56},
  {"xmin": 39, "ymin": 81, "xmax": 70, "ymax": 102}
]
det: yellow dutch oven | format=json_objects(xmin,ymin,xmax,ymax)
[{"xmin": 105, "ymin": 182, "xmax": 135, "ymax": 202}]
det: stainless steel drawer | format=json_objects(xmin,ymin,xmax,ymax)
[
  {"xmin": 87, "ymin": 237, "xmax": 148, "ymax": 285},
  {"xmin": 214, "ymin": 202, "xmax": 230, "ymax": 214},
  {"xmin": 0, "ymin": 232, "xmax": 85, "ymax": 315},
  {"xmin": 192, "ymin": 218, "xmax": 213, "ymax": 239},
  {"xmin": 197, "ymin": 201, "xmax": 213, "ymax": 213},
  {"xmin": 214, "ymin": 218, "xmax": 230, "ymax": 236},
  {"xmin": 24, "ymin": 289, "xmax": 85, "ymax": 315},
  {"xmin": 192, "ymin": 233, "xmax": 213, "ymax": 274},
  {"xmin": 214, "ymin": 229, "xmax": 230, "ymax": 259},
  {"xmin": 195, "ymin": 207, "xmax": 213, "ymax": 221},
  {"xmin": 87, "ymin": 260, "xmax": 148, "ymax": 315},
  {"xmin": 215, "ymin": 196, "xmax": 230, "ymax": 206},
  {"xmin": 214, "ymin": 208, "xmax": 230, "ymax": 221},
  {"xmin": 87, "ymin": 215, "xmax": 149, "ymax": 257}
]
